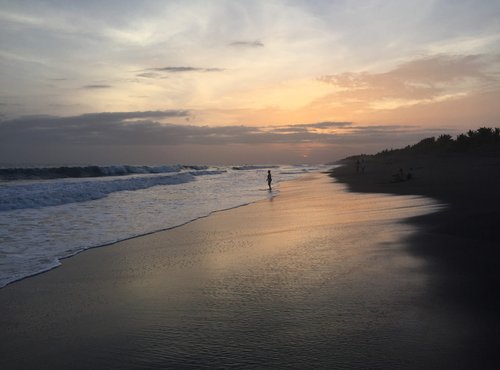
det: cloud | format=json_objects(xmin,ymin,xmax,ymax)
[
  {"xmin": 0, "ymin": 110, "xmax": 189, "ymax": 137},
  {"xmin": 82, "ymin": 84, "xmax": 112, "ymax": 89},
  {"xmin": 316, "ymin": 54, "xmax": 500, "ymax": 109},
  {"xmin": 71, "ymin": 110, "xmax": 189, "ymax": 122},
  {"xmin": 136, "ymin": 66, "xmax": 225, "ymax": 79},
  {"xmin": 0, "ymin": 111, "xmax": 443, "ymax": 149},
  {"xmin": 1, "ymin": 110, "xmax": 457, "ymax": 165},
  {"xmin": 229, "ymin": 40, "xmax": 264, "ymax": 47},
  {"xmin": 136, "ymin": 72, "xmax": 166, "ymax": 79},
  {"xmin": 293, "ymin": 121, "xmax": 353, "ymax": 129},
  {"xmin": 268, "ymin": 121, "xmax": 352, "ymax": 134},
  {"xmin": 148, "ymin": 66, "xmax": 224, "ymax": 73},
  {"xmin": 270, "ymin": 126, "xmax": 310, "ymax": 133}
]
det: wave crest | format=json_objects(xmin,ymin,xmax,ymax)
[
  {"xmin": 0, "ymin": 170, "xmax": 225, "ymax": 211},
  {"xmin": 0, "ymin": 164, "xmax": 209, "ymax": 180}
]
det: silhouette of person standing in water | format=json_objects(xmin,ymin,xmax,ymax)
[{"xmin": 267, "ymin": 170, "xmax": 272, "ymax": 191}]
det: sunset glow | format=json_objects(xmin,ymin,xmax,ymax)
[{"xmin": 1, "ymin": 0, "xmax": 499, "ymax": 164}]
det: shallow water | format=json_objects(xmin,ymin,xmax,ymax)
[
  {"xmin": 3, "ymin": 174, "xmax": 478, "ymax": 369},
  {"xmin": 0, "ymin": 165, "xmax": 322, "ymax": 287},
  {"xmin": 108, "ymin": 177, "xmax": 447, "ymax": 369}
]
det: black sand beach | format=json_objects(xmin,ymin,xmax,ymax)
[
  {"xmin": 331, "ymin": 153, "xmax": 500, "ymax": 367},
  {"xmin": 1, "ymin": 170, "xmax": 499, "ymax": 369}
]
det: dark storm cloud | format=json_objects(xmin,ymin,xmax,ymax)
[
  {"xmin": 229, "ymin": 40, "xmax": 264, "ymax": 47},
  {"xmin": 0, "ymin": 111, "xmax": 441, "ymax": 148}
]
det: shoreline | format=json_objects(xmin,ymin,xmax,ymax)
[
  {"xmin": 1, "ymin": 171, "xmax": 499, "ymax": 368},
  {"xmin": 1, "ymin": 190, "xmax": 277, "ymax": 289},
  {"xmin": 330, "ymin": 154, "xmax": 500, "ymax": 363},
  {"xmin": 330, "ymin": 153, "xmax": 500, "ymax": 242},
  {"xmin": 330, "ymin": 154, "xmax": 500, "ymax": 311},
  {"xmin": 1, "ymin": 163, "xmax": 321, "ymax": 290}
]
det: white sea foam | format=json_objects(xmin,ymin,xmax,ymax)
[
  {"xmin": 0, "ymin": 169, "xmax": 227, "ymax": 211},
  {"xmin": 0, "ymin": 164, "xmax": 203, "ymax": 180},
  {"xmin": 0, "ymin": 165, "xmax": 326, "ymax": 287}
]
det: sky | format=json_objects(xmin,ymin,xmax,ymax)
[{"xmin": 1, "ymin": 0, "xmax": 500, "ymax": 165}]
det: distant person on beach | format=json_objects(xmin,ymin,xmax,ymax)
[
  {"xmin": 392, "ymin": 168, "xmax": 412, "ymax": 182},
  {"xmin": 267, "ymin": 170, "xmax": 272, "ymax": 190}
]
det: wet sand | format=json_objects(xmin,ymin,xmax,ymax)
[
  {"xmin": 331, "ymin": 154, "xmax": 500, "ymax": 367},
  {"xmin": 0, "ymin": 172, "xmax": 497, "ymax": 369}
]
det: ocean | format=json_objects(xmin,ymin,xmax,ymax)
[{"xmin": 0, "ymin": 164, "xmax": 326, "ymax": 288}]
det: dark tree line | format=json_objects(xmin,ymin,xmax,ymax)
[{"xmin": 377, "ymin": 127, "xmax": 500, "ymax": 156}]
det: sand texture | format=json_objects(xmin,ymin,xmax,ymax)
[
  {"xmin": 331, "ymin": 153, "xmax": 500, "ymax": 364},
  {"xmin": 1, "ymin": 172, "xmax": 499, "ymax": 369}
]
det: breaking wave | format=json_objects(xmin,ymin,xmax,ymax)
[
  {"xmin": 0, "ymin": 170, "xmax": 225, "ymax": 212},
  {"xmin": 0, "ymin": 164, "xmax": 209, "ymax": 181}
]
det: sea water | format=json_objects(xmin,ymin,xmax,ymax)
[{"xmin": 0, "ymin": 164, "xmax": 325, "ymax": 287}]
